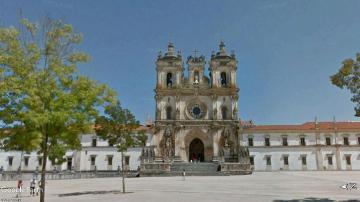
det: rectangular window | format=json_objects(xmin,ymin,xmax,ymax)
[
  {"xmin": 283, "ymin": 156, "xmax": 289, "ymax": 166},
  {"xmin": 358, "ymin": 137, "xmax": 360, "ymax": 145},
  {"xmin": 92, "ymin": 138, "xmax": 97, "ymax": 147},
  {"xmin": 346, "ymin": 156, "xmax": 351, "ymax": 165},
  {"xmin": 248, "ymin": 138, "xmax": 253, "ymax": 147},
  {"xmin": 38, "ymin": 157, "xmax": 43, "ymax": 166},
  {"xmin": 8, "ymin": 156, "xmax": 13, "ymax": 166},
  {"xmin": 265, "ymin": 137, "xmax": 270, "ymax": 146},
  {"xmin": 282, "ymin": 137, "xmax": 288, "ymax": 146},
  {"xmin": 328, "ymin": 156, "xmax": 333, "ymax": 165},
  {"xmin": 266, "ymin": 156, "xmax": 271, "ymax": 166},
  {"xmin": 108, "ymin": 156, "xmax": 113, "ymax": 166},
  {"xmin": 343, "ymin": 137, "xmax": 349, "ymax": 145},
  {"xmin": 91, "ymin": 156, "xmax": 96, "ymax": 166},
  {"xmin": 301, "ymin": 156, "xmax": 307, "ymax": 165},
  {"xmin": 326, "ymin": 137, "xmax": 331, "ymax": 146},
  {"xmin": 249, "ymin": 156, "xmax": 254, "ymax": 165},
  {"xmin": 125, "ymin": 156, "xmax": 130, "ymax": 166},
  {"xmin": 67, "ymin": 158, "xmax": 72, "ymax": 170},
  {"xmin": 24, "ymin": 157, "xmax": 29, "ymax": 166},
  {"xmin": 300, "ymin": 137, "xmax": 306, "ymax": 146}
]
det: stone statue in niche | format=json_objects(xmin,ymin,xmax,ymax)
[
  {"xmin": 239, "ymin": 147, "xmax": 249, "ymax": 158},
  {"xmin": 162, "ymin": 126, "xmax": 175, "ymax": 158},
  {"xmin": 223, "ymin": 128, "xmax": 231, "ymax": 147}
]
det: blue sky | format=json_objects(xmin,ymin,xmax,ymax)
[{"xmin": 1, "ymin": 0, "xmax": 360, "ymax": 124}]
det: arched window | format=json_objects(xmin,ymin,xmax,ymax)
[
  {"xmin": 194, "ymin": 71, "xmax": 199, "ymax": 84},
  {"xmin": 221, "ymin": 106, "xmax": 228, "ymax": 120},
  {"xmin": 166, "ymin": 73, "xmax": 173, "ymax": 87},
  {"xmin": 166, "ymin": 106, "xmax": 172, "ymax": 120},
  {"xmin": 220, "ymin": 72, "xmax": 227, "ymax": 86}
]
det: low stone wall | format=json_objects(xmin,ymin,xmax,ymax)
[
  {"xmin": 0, "ymin": 171, "xmax": 139, "ymax": 181},
  {"xmin": 140, "ymin": 162, "xmax": 252, "ymax": 176},
  {"xmin": 220, "ymin": 163, "xmax": 252, "ymax": 175},
  {"xmin": 140, "ymin": 162, "xmax": 171, "ymax": 176}
]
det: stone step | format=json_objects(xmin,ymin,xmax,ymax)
[{"xmin": 170, "ymin": 163, "xmax": 219, "ymax": 172}]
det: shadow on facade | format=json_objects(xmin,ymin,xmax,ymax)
[
  {"xmin": 274, "ymin": 198, "xmax": 360, "ymax": 202},
  {"xmin": 58, "ymin": 190, "xmax": 133, "ymax": 197}
]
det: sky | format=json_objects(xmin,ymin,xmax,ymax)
[{"xmin": 1, "ymin": 0, "xmax": 360, "ymax": 125}]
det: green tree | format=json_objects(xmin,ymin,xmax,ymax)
[
  {"xmin": 331, "ymin": 53, "xmax": 360, "ymax": 117},
  {"xmin": 0, "ymin": 17, "xmax": 115, "ymax": 202},
  {"xmin": 95, "ymin": 101, "xmax": 144, "ymax": 193}
]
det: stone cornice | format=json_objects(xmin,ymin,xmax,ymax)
[
  {"xmin": 155, "ymin": 87, "xmax": 239, "ymax": 96},
  {"xmin": 247, "ymin": 144, "xmax": 360, "ymax": 149},
  {"xmin": 242, "ymin": 129, "xmax": 360, "ymax": 134},
  {"xmin": 155, "ymin": 120, "xmax": 239, "ymax": 128}
]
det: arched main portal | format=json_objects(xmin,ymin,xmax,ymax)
[{"xmin": 189, "ymin": 138, "xmax": 205, "ymax": 162}]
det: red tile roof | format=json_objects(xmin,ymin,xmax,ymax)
[{"xmin": 243, "ymin": 121, "xmax": 360, "ymax": 132}]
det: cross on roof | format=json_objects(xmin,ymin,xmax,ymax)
[{"xmin": 194, "ymin": 49, "xmax": 199, "ymax": 57}]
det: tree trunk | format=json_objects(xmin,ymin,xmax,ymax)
[
  {"xmin": 121, "ymin": 151, "xmax": 125, "ymax": 193},
  {"xmin": 18, "ymin": 151, "xmax": 24, "ymax": 178},
  {"xmin": 40, "ymin": 133, "xmax": 49, "ymax": 202}
]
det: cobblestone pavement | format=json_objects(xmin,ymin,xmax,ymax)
[{"xmin": 1, "ymin": 171, "xmax": 360, "ymax": 202}]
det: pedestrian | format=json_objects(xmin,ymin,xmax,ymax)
[
  {"xmin": 0, "ymin": 166, "xmax": 3, "ymax": 180},
  {"xmin": 37, "ymin": 180, "xmax": 42, "ymax": 196},
  {"xmin": 30, "ymin": 178, "xmax": 36, "ymax": 196},
  {"xmin": 182, "ymin": 169, "xmax": 186, "ymax": 181},
  {"xmin": 16, "ymin": 180, "xmax": 23, "ymax": 198},
  {"xmin": 136, "ymin": 166, "xmax": 140, "ymax": 177}
]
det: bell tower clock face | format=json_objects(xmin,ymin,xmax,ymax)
[{"xmin": 187, "ymin": 102, "xmax": 206, "ymax": 119}]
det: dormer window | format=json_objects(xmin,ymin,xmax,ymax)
[
  {"xmin": 265, "ymin": 137, "xmax": 270, "ymax": 146},
  {"xmin": 92, "ymin": 138, "xmax": 97, "ymax": 147},
  {"xmin": 220, "ymin": 72, "xmax": 227, "ymax": 86},
  {"xmin": 166, "ymin": 73, "xmax": 173, "ymax": 87},
  {"xmin": 300, "ymin": 137, "xmax": 306, "ymax": 146},
  {"xmin": 282, "ymin": 137, "xmax": 288, "ymax": 146},
  {"xmin": 326, "ymin": 137, "xmax": 331, "ymax": 145}
]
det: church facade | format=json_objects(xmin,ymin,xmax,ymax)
[
  {"xmin": 1, "ymin": 43, "xmax": 360, "ymax": 175},
  {"xmin": 150, "ymin": 42, "xmax": 249, "ymax": 165}
]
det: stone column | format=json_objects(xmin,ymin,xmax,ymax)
[
  {"xmin": 231, "ymin": 71, "xmax": 236, "ymax": 86},
  {"xmin": 212, "ymin": 129, "xmax": 220, "ymax": 162},
  {"xmin": 174, "ymin": 129, "xmax": 181, "ymax": 157},
  {"xmin": 153, "ymin": 129, "xmax": 162, "ymax": 157},
  {"xmin": 176, "ymin": 72, "xmax": 181, "ymax": 87}
]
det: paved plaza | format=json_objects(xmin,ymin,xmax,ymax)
[{"xmin": 1, "ymin": 171, "xmax": 360, "ymax": 202}]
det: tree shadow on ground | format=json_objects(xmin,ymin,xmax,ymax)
[
  {"xmin": 274, "ymin": 198, "xmax": 360, "ymax": 202},
  {"xmin": 58, "ymin": 190, "xmax": 133, "ymax": 197}
]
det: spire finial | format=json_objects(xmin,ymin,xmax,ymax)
[
  {"xmin": 165, "ymin": 42, "xmax": 175, "ymax": 57},
  {"xmin": 220, "ymin": 41, "xmax": 225, "ymax": 51},
  {"xmin": 218, "ymin": 40, "xmax": 227, "ymax": 55}
]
